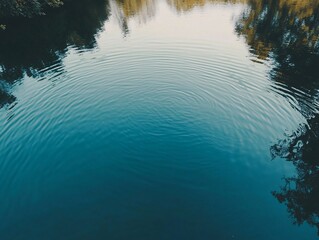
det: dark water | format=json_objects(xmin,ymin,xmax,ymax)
[{"xmin": 0, "ymin": 0, "xmax": 319, "ymax": 239}]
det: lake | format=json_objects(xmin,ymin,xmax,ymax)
[{"xmin": 0, "ymin": 0, "xmax": 319, "ymax": 239}]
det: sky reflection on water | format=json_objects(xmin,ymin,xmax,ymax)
[{"xmin": 0, "ymin": 0, "xmax": 319, "ymax": 239}]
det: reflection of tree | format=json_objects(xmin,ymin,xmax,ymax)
[
  {"xmin": 236, "ymin": 0, "xmax": 319, "ymax": 72},
  {"xmin": 167, "ymin": 0, "xmax": 208, "ymax": 12},
  {"xmin": 237, "ymin": 0, "xmax": 319, "ymax": 234},
  {"xmin": 0, "ymin": 0, "xmax": 110, "ymax": 109},
  {"xmin": 115, "ymin": 0, "xmax": 156, "ymax": 20},
  {"xmin": 0, "ymin": 89, "xmax": 15, "ymax": 109},
  {"xmin": 0, "ymin": 0, "xmax": 63, "ymax": 18},
  {"xmin": 271, "ymin": 117, "xmax": 319, "ymax": 234},
  {"xmin": 110, "ymin": 0, "xmax": 157, "ymax": 35},
  {"xmin": 110, "ymin": 0, "xmax": 246, "ymax": 34},
  {"xmin": 167, "ymin": 0, "xmax": 246, "ymax": 12},
  {"xmin": 0, "ymin": 0, "xmax": 248, "ymax": 108}
]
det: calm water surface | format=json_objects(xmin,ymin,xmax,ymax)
[{"xmin": 0, "ymin": 0, "xmax": 319, "ymax": 239}]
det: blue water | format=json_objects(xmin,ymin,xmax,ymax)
[{"xmin": 0, "ymin": 0, "xmax": 318, "ymax": 239}]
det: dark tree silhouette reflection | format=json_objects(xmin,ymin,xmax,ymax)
[
  {"xmin": 0, "ymin": 0, "xmax": 110, "ymax": 109},
  {"xmin": 271, "ymin": 117, "xmax": 319, "ymax": 234},
  {"xmin": 237, "ymin": 0, "xmax": 319, "ymax": 234}
]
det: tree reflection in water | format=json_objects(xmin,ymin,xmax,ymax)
[
  {"xmin": 110, "ymin": 0, "xmax": 157, "ymax": 35},
  {"xmin": 0, "ymin": 0, "xmax": 246, "ymax": 109},
  {"xmin": 110, "ymin": 0, "xmax": 246, "ymax": 34},
  {"xmin": 237, "ymin": 0, "xmax": 319, "ymax": 234},
  {"xmin": 167, "ymin": 0, "xmax": 246, "ymax": 12},
  {"xmin": 0, "ymin": 0, "xmax": 110, "ymax": 109}
]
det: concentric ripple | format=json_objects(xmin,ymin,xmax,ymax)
[{"xmin": 0, "ymin": 1, "xmax": 318, "ymax": 240}]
